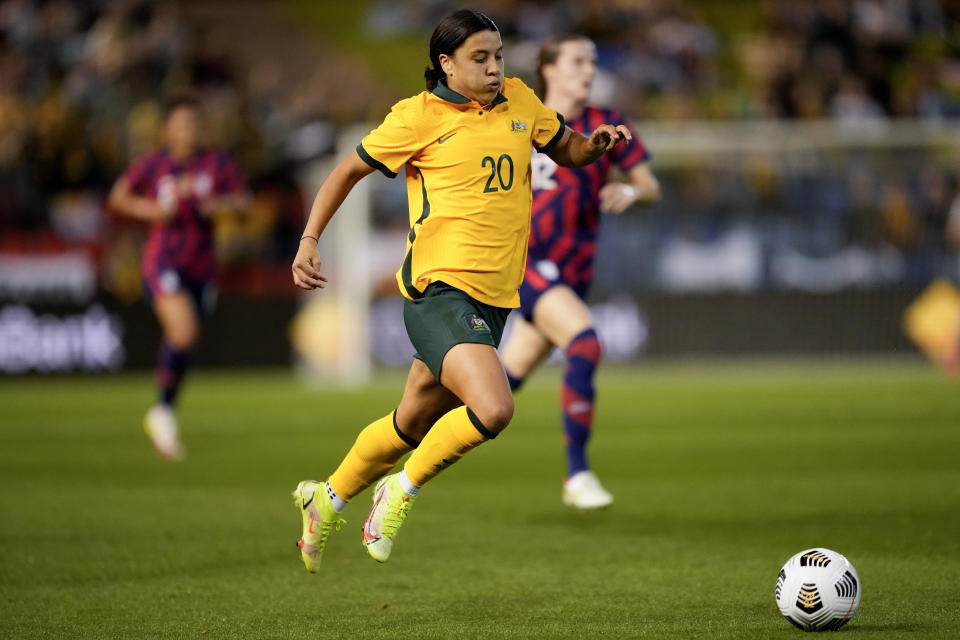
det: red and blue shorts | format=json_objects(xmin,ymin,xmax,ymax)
[
  {"xmin": 518, "ymin": 258, "xmax": 590, "ymax": 323},
  {"xmin": 142, "ymin": 266, "xmax": 217, "ymax": 317}
]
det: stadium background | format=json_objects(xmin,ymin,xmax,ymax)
[
  {"xmin": 2, "ymin": 2, "xmax": 960, "ymax": 639},
  {"xmin": 2, "ymin": 0, "xmax": 959, "ymax": 373}
]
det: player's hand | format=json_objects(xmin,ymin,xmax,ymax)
[
  {"xmin": 199, "ymin": 192, "xmax": 251, "ymax": 219},
  {"xmin": 292, "ymin": 239, "xmax": 328, "ymax": 290},
  {"xmin": 587, "ymin": 124, "xmax": 632, "ymax": 154},
  {"xmin": 599, "ymin": 183, "xmax": 639, "ymax": 214},
  {"xmin": 198, "ymin": 197, "xmax": 221, "ymax": 218},
  {"xmin": 145, "ymin": 200, "xmax": 176, "ymax": 224}
]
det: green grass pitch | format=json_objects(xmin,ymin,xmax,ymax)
[{"xmin": 1, "ymin": 361, "xmax": 958, "ymax": 639}]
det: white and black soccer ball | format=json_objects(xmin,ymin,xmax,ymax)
[{"xmin": 775, "ymin": 548, "xmax": 861, "ymax": 632}]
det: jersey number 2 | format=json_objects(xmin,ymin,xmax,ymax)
[
  {"xmin": 531, "ymin": 154, "xmax": 557, "ymax": 191},
  {"xmin": 482, "ymin": 154, "xmax": 514, "ymax": 193}
]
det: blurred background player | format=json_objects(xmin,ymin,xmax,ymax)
[
  {"xmin": 108, "ymin": 94, "xmax": 248, "ymax": 459},
  {"xmin": 500, "ymin": 34, "xmax": 661, "ymax": 509},
  {"xmin": 289, "ymin": 9, "xmax": 631, "ymax": 572}
]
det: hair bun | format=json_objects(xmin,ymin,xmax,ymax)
[{"xmin": 424, "ymin": 65, "xmax": 446, "ymax": 91}]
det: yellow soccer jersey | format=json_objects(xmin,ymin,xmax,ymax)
[{"xmin": 357, "ymin": 77, "xmax": 565, "ymax": 308}]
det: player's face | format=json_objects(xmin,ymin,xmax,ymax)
[
  {"xmin": 544, "ymin": 39, "xmax": 596, "ymax": 102},
  {"xmin": 165, "ymin": 106, "xmax": 200, "ymax": 157},
  {"xmin": 441, "ymin": 29, "xmax": 504, "ymax": 105}
]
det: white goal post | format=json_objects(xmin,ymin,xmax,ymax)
[{"xmin": 291, "ymin": 125, "xmax": 373, "ymax": 387}]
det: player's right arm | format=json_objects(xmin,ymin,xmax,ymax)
[
  {"xmin": 520, "ymin": 79, "xmax": 628, "ymax": 169},
  {"xmin": 598, "ymin": 163, "xmax": 661, "ymax": 213},
  {"xmin": 545, "ymin": 125, "xmax": 630, "ymax": 169},
  {"xmin": 292, "ymin": 150, "xmax": 376, "ymax": 290},
  {"xmin": 107, "ymin": 175, "xmax": 173, "ymax": 223}
]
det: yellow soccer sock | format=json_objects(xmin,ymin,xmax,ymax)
[
  {"xmin": 403, "ymin": 406, "xmax": 495, "ymax": 487},
  {"xmin": 327, "ymin": 410, "xmax": 417, "ymax": 501}
]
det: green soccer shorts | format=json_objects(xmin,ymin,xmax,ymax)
[{"xmin": 402, "ymin": 281, "xmax": 510, "ymax": 382}]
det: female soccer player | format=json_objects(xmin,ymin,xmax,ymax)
[
  {"xmin": 500, "ymin": 35, "xmax": 661, "ymax": 509},
  {"xmin": 108, "ymin": 95, "xmax": 247, "ymax": 460},
  {"xmin": 290, "ymin": 9, "xmax": 631, "ymax": 572}
]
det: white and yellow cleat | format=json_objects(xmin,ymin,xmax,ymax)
[
  {"xmin": 362, "ymin": 473, "xmax": 417, "ymax": 563},
  {"xmin": 144, "ymin": 405, "xmax": 185, "ymax": 461},
  {"xmin": 563, "ymin": 470, "xmax": 613, "ymax": 510},
  {"xmin": 292, "ymin": 480, "xmax": 345, "ymax": 573}
]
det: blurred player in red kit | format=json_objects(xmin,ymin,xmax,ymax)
[
  {"xmin": 500, "ymin": 35, "xmax": 661, "ymax": 508},
  {"xmin": 108, "ymin": 94, "xmax": 248, "ymax": 459}
]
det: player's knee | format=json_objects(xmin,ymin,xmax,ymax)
[
  {"xmin": 566, "ymin": 327, "xmax": 602, "ymax": 365},
  {"xmin": 396, "ymin": 393, "xmax": 463, "ymax": 442},
  {"xmin": 505, "ymin": 368, "xmax": 525, "ymax": 392},
  {"xmin": 398, "ymin": 411, "xmax": 438, "ymax": 442},
  {"xmin": 473, "ymin": 394, "xmax": 514, "ymax": 434},
  {"xmin": 167, "ymin": 324, "xmax": 199, "ymax": 350}
]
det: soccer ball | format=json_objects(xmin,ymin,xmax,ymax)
[{"xmin": 775, "ymin": 548, "xmax": 861, "ymax": 632}]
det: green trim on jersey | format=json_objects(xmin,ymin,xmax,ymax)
[
  {"xmin": 536, "ymin": 113, "xmax": 566, "ymax": 153},
  {"xmin": 356, "ymin": 143, "xmax": 398, "ymax": 178},
  {"xmin": 432, "ymin": 79, "xmax": 507, "ymax": 106},
  {"xmin": 399, "ymin": 167, "xmax": 431, "ymax": 299}
]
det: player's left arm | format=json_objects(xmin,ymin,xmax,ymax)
[
  {"xmin": 545, "ymin": 124, "xmax": 631, "ymax": 169},
  {"xmin": 525, "ymin": 79, "xmax": 625, "ymax": 169},
  {"xmin": 598, "ymin": 163, "xmax": 661, "ymax": 214}
]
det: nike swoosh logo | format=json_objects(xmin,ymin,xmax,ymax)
[
  {"xmin": 438, "ymin": 133, "xmax": 457, "ymax": 144},
  {"xmin": 364, "ymin": 490, "xmax": 386, "ymax": 541},
  {"xmin": 302, "ymin": 495, "xmax": 313, "ymax": 510}
]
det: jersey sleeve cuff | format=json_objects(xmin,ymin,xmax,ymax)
[
  {"xmin": 356, "ymin": 144, "xmax": 398, "ymax": 178},
  {"xmin": 536, "ymin": 113, "xmax": 566, "ymax": 153}
]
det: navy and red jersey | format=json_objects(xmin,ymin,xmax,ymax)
[
  {"xmin": 122, "ymin": 148, "xmax": 244, "ymax": 283},
  {"xmin": 527, "ymin": 106, "xmax": 649, "ymax": 293}
]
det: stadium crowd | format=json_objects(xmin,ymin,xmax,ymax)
[
  {"xmin": 0, "ymin": 0, "xmax": 318, "ymax": 299},
  {"xmin": 1, "ymin": 0, "xmax": 959, "ymax": 299},
  {"xmin": 366, "ymin": 0, "xmax": 959, "ymax": 121}
]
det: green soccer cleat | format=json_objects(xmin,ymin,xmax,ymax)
[
  {"xmin": 362, "ymin": 473, "xmax": 417, "ymax": 563},
  {"xmin": 292, "ymin": 480, "xmax": 345, "ymax": 573}
]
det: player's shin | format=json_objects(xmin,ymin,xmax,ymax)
[
  {"xmin": 363, "ymin": 405, "xmax": 496, "ymax": 562},
  {"xmin": 327, "ymin": 410, "xmax": 416, "ymax": 501},
  {"xmin": 402, "ymin": 406, "xmax": 495, "ymax": 487},
  {"xmin": 562, "ymin": 328, "xmax": 601, "ymax": 477},
  {"xmin": 156, "ymin": 341, "xmax": 190, "ymax": 407}
]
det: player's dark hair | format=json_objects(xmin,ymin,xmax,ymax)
[
  {"xmin": 537, "ymin": 34, "xmax": 591, "ymax": 96},
  {"xmin": 424, "ymin": 9, "xmax": 499, "ymax": 91},
  {"xmin": 163, "ymin": 91, "xmax": 201, "ymax": 119}
]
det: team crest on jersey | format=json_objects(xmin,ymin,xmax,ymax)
[
  {"xmin": 468, "ymin": 314, "xmax": 490, "ymax": 332},
  {"xmin": 510, "ymin": 120, "xmax": 527, "ymax": 133}
]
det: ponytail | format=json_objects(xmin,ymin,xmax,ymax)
[{"xmin": 424, "ymin": 65, "xmax": 445, "ymax": 92}]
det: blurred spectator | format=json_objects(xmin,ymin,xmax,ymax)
[
  {"xmin": 2, "ymin": 0, "xmax": 960, "ymax": 302},
  {"xmin": 947, "ymin": 187, "xmax": 960, "ymax": 252},
  {"xmin": 828, "ymin": 74, "xmax": 887, "ymax": 124},
  {"xmin": 0, "ymin": 0, "xmax": 324, "ymax": 300}
]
